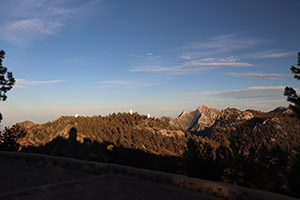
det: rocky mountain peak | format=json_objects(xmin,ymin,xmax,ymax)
[
  {"xmin": 197, "ymin": 104, "xmax": 211, "ymax": 110},
  {"xmin": 178, "ymin": 110, "xmax": 191, "ymax": 118},
  {"xmin": 161, "ymin": 104, "xmax": 221, "ymax": 133}
]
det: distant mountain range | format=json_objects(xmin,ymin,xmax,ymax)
[
  {"xmin": 16, "ymin": 105, "xmax": 293, "ymax": 142},
  {"xmin": 14, "ymin": 105, "xmax": 295, "ymax": 149},
  {"xmin": 161, "ymin": 105, "xmax": 293, "ymax": 135}
]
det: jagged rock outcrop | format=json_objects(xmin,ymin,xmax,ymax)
[
  {"xmin": 210, "ymin": 107, "xmax": 255, "ymax": 134},
  {"xmin": 161, "ymin": 105, "xmax": 296, "ymax": 138},
  {"xmin": 161, "ymin": 105, "xmax": 220, "ymax": 133}
]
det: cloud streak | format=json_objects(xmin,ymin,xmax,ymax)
[
  {"xmin": 6, "ymin": 18, "xmax": 62, "ymax": 35},
  {"xmin": 226, "ymin": 72, "xmax": 281, "ymax": 79},
  {"xmin": 183, "ymin": 60, "xmax": 253, "ymax": 67},
  {"xmin": 15, "ymin": 79, "xmax": 65, "ymax": 88},
  {"xmin": 3, "ymin": 18, "xmax": 63, "ymax": 44},
  {"xmin": 204, "ymin": 86, "xmax": 286, "ymax": 99},
  {"xmin": 180, "ymin": 56, "xmax": 191, "ymax": 60},
  {"xmin": 0, "ymin": 0, "xmax": 104, "ymax": 45},
  {"xmin": 129, "ymin": 34, "xmax": 260, "ymax": 75},
  {"xmin": 182, "ymin": 33, "xmax": 268, "ymax": 54},
  {"xmin": 247, "ymin": 50, "xmax": 296, "ymax": 59},
  {"xmin": 129, "ymin": 53, "xmax": 160, "ymax": 61},
  {"xmin": 97, "ymin": 80, "xmax": 161, "ymax": 89},
  {"xmin": 130, "ymin": 57, "xmax": 253, "ymax": 74},
  {"xmin": 98, "ymin": 80, "xmax": 131, "ymax": 86}
]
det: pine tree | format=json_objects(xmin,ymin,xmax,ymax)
[
  {"xmin": 0, "ymin": 50, "xmax": 15, "ymax": 122},
  {"xmin": 284, "ymin": 52, "xmax": 300, "ymax": 117},
  {"xmin": 0, "ymin": 125, "xmax": 26, "ymax": 151}
]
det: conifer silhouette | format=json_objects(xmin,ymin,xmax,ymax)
[
  {"xmin": 284, "ymin": 52, "xmax": 300, "ymax": 117},
  {"xmin": 0, "ymin": 50, "xmax": 15, "ymax": 122}
]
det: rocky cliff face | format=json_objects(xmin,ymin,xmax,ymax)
[{"xmin": 160, "ymin": 105, "xmax": 220, "ymax": 133}]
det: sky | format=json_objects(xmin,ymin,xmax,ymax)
[{"xmin": 0, "ymin": 0, "xmax": 300, "ymax": 127}]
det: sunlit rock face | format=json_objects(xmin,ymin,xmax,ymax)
[{"xmin": 160, "ymin": 104, "xmax": 220, "ymax": 133}]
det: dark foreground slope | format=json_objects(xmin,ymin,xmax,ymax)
[
  {"xmin": 0, "ymin": 151, "xmax": 297, "ymax": 200},
  {"xmin": 0, "ymin": 153, "xmax": 218, "ymax": 200}
]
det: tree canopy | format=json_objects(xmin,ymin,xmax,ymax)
[
  {"xmin": 0, "ymin": 50, "xmax": 15, "ymax": 122},
  {"xmin": 284, "ymin": 52, "xmax": 300, "ymax": 117}
]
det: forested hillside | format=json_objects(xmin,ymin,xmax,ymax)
[
  {"xmin": 17, "ymin": 112, "xmax": 187, "ymax": 157},
  {"xmin": 184, "ymin": 108, "xmax": 300, "ymax": 197}
]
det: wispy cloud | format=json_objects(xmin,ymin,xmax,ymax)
[
  {"xmin": 6, "ymin": 18, "xmax": 62, "ymax": 35},
  {"xmin": 203, "ymin": 86, "xmax": 286, "ymax": 99},
  {"xmin": 97, "ymin": 80, "xmax": 161, "ymax": 89},
  {"xmin": 129, "ymin": 56, "xmax": 253, "ymax": 74},
  {"xmin": 129, "ymin": 65, "xmax": 177, "ymax": 72},
  {"xmin": 182, "ymin": 33, "xmax": 268, "ymax": 54},
  {"xmin": 226, "ymin": 72, "xmax": 281, "ymax": 79},
  {"xmin": 129, "ymin": 34, "xmax": 260, "ymax": 75},
  {"xmin": 0, "ymin": 0, "xmax": 104, "ymax": 45},
  {"xmin": 169, "ymin": 92, "xmax": 199, "ymax": 96},
  {"xmin": 180, "ymin": 56, "xmax": 192, "ymax": 60},
  {"xmin": 98, "ymin": 80, "xmax": 131, "ymax": 86},
  {"xmin": 128, "ymin": 33, "xmax": 292, "ymax": 82},
  {"xmin": 129, "ymin": 53, "xmax": 160, "ymax": 60},
  {"xmin": 183, "ymin": 57, "xmax": 253, "ymax": 67},
  {"xmin": 15, "ymin": 79, "xmax": 65, "ymax": 88},
  {"xmin": 247, "ymin": 50, "xmax": 296, "ymax": 59},
  {"xmin": 2, "ymin": 18, "xmax": 63, "ymax": 44},
  {"xmin": 129, "ymin": 54, "xmax": 144, "ymax": 58}
]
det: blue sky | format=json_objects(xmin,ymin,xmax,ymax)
[{"xmin": 0, "ymin": 0, "xmax": 300, "ymax": 126}]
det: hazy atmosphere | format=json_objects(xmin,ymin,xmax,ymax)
[{"xmin": 0, "ymin": 0, "xmax": 299, "ymax": 127}]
